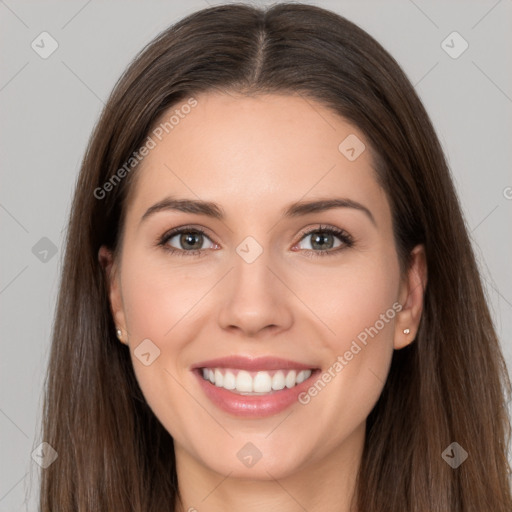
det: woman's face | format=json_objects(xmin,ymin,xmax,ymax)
[{"xmin": 102, "ymin": 92, "xmax": 423, "ymax": 480}]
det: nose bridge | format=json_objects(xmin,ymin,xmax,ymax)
[
  {"xmin": 216, "ymin": 237, "xmax": 293, "ymax": 335},
  {"xmin": 233, "ymin": 241, "xmax": 274, "ymax": 295}
]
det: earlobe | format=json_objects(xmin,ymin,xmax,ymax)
[
  {"xmin": 394, "ymin": 244, "xmax": 428, "ymax": 350},
  {"xmin": 98, "ymin": 245, "xmax": 128, "ymax": 345}
]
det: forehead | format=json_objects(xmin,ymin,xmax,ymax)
[{"xmin": 125, "ymin": 92, "xmax": 389, "ymax": 224}]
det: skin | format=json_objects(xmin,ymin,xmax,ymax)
[{"xmin": 99, "ymin": 92, "xmax": 427, "ymax": 512}]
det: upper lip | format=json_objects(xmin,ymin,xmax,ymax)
[{"xmin": 191, "ymin": 356, "xmax": 317, "ymax": 372}]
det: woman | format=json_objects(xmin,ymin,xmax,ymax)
[{"xmin": 39, "ymin": 3, "xmax": 512, "ymax": 511}]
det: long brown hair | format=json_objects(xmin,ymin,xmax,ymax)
[{"xmin": 39, "ymin": 3, "xmax": 512, "ymax": 510}]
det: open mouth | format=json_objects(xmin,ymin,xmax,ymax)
[
  {"xmin": 197, "ymin": 367, "xmax": 316, "ymax": 395},
  {"xmin": 191, "ymin": 355, "xmax": 321, "ymax": 417}
]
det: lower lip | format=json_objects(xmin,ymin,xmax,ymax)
[{"xmin": 193, "ymin": 369, "xmax": 320, "ymax": 418}]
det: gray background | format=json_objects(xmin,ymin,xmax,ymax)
[{"xmin": 1, "ymin": 0, "xmax": 511, "ymax": 509}]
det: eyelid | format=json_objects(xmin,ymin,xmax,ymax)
[
  {"xmin": 157, "ymin": 224, "xmax": 217, "ymax": 253},
  {"xmin": 157, "ymin": 223, "xmax": 354, "ymax": 256},
  {"xmin": 293, "ymin": 224, "xmax": 354, "ymax": 254}
]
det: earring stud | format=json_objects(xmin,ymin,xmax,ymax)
[
  {"xmin": 116, "ymin": 328, "xmax": 122, "ymax": 340},
  {"xmin": 403, "ymin": 328, "xmax": 410, "ymax": 335}
]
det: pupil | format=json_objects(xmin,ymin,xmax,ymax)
[
  {"xmin": 311, "ymin": 232, "xmax": 333, "ymax": 250},
  {"xmin": 181, "ymin": 232, "xmax": 202, "ymax": 250}
]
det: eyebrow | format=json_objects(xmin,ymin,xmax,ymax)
[{"xmin": 139, "ymin": 196, "xmax": 376, "ymax": 226}]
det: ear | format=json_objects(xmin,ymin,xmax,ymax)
[
  {"xmin": 394, "ymin": 244, "xmax": 428, "ymax": 350},
  {"xmin": 98, "ymin": 245, "xmax": 128, "ymax": 345}
]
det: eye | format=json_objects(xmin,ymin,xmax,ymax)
[
  {"xmin": 156, "ymin": 224, "xmax": 354, "ymax": 258},
  {"xmin": 294, "ymin": 225, "xmax": 354, "ymax": 257},
  {"xmin": 157, "ymin": 226, "xmax": 217, "ymax": 257}
]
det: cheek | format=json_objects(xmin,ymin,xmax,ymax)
[
  {"xmin": 291, "ymin": 245, "xmax": 400, "ymax": 347},
  {"xmin": 118, "ymin": 251, "xmax": 222, "ymax": 431},
  {"xmin": 330, "ymin": 263, "xmax": 398, "ymax": 344},
  {"xmin": 120, "ymin": 250, "xmax": 213, "ymax": 341},
  {"xmin": 294, "ymin": 251, "xmax": 400, "ymax": 427}
]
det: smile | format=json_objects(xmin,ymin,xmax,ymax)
[
  {"xmin": 191, "ymin": 356, "xmax": 320, "ymax": 417},
  {"xmin": 200, "ymin": 367, "xmax": 313, "ymax": 394}
]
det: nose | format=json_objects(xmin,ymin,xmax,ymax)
[{"xmin": 216, "ymin": 248, "xmax": 294, "ymax": 338}]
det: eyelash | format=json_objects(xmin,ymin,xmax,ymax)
[{"xmin": 156, "ymin": 224, "xmax": 355, "ymax": 258}]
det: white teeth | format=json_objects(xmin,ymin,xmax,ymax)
[
  {"xmin": 285, "ymin": 370, "xmax": 296, "ymax": 388},
  {"xmin": 214, "ymin": 369, "xmax": 223, "ymax": 387},
  {"xmin": 201, "ymin": 368, "xmax": 313, "ymax": 394},
  {"xmin": 272, "ymin": 371, "xmax": 286, "ymax": 390},
  {"xmin": 296, "ymin": 370, "xmax": 307, "ymax": 384},
  {"xmin": 253, "ymin": 371, "xmax": 272, "ymax": 393},
  {"xmin": 236, "ymin": 370, "xmax": 253, "ymax": 392},
  {"xmin": 223, "ymin": 371, "xmax": 236, "ymax": 390}
]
